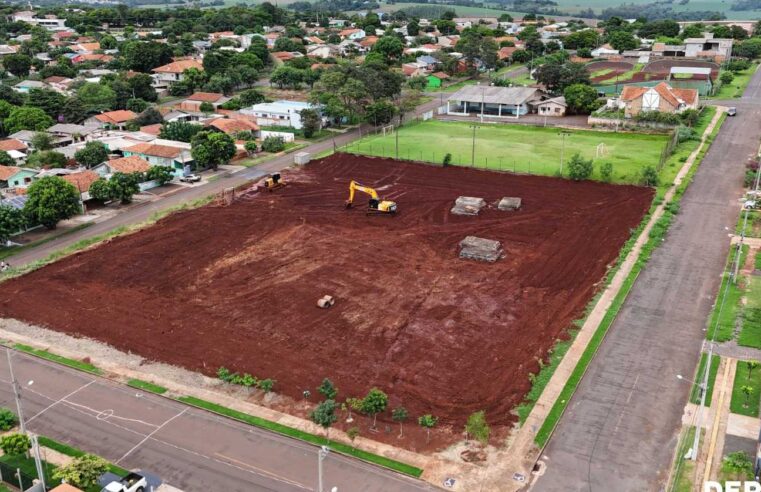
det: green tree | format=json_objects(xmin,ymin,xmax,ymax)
[
  {"xmin": 99, "ymin": 34, "xmax": 117, "ymax": 50},
  {"xmin": 372, "ymin": 35, "xmax": 404, "ymax": 61},
  {"xmin": 567, "ymin": 153, "xmax": 594, "ymax": 181},
  {"xmin": 53, "ymin": 454, "xmax": 109, "ymax": 489},
  {"xmin": 127, "ymin": 73, "xmax": 158, "ymax": 102},
  {"xmin": 3, "ymin": 54, "xmax": 32, "ymax": 77},
  {"xmin": 392, "ymin": 407, "xmax": 408, "ymax": 438},
  {"xmin": 77, "ymin": 83, "xmax": 117, "ymax": 113},
  {"xmin": 62, "ymin": 97, "xmax": 88, "ymax": 124},
  {"xmin": 748, "ymin": 360, "xmax": 760, "ymax": 378},
  {"xmin": 24, "ymin": 176, "xmax": 81, "ymax": 229},
  {"xmin": 270, "ymin": 66, "xmax": 304, "ymax": 89},
  {"xmin": 121, "ymin": 40, "xmax": 173, "ymax": 72},
  {"xmin": 418, "ymin": 414, "xmax": 438, "ymax": 443},
  {"xmin": 134, "ymin": 107, "xmax": 163, "ymax": 127},
  {"xmin": 26, "ymin": 150, "xmax": 67, "ymax": 169},
  {"xmin": 244, "ymin": 141, "xmax": 257, "ymax": 156},
  {"xmin": 0, "ymin": 433, "xmax": 30, "ymax": 455},
  {"xmin": 608, "ymin": 31, "xmax": 639, "ymax": 51},
  {"xmin": 721, "ymin": 71, "xmax": 735, "ymax": 85},
  {"xmin": 408, "ymin": 76, "xmax": 428, "ymax": 91},
  {"xmin": 563, "ymin": 29, "xmax": 600, "ymax": 49},
  {"xmin": 318, "ymin": 378, "xmax": 338, "ymax": 400},
  {"xmin": 0, "ymin": 408, "xmax": 17, "ymax": 431},
  {"xmin": 641, "ymin": 166, "xmax": 659, "ymax": 186},
  {"xmin": 27, "ymin": 89, "xmax": 66, "ymax": 120},
  {"xmin": 126, "ymin": 98, "xmax": 148, "ymax": 113},
  {"xmin": 89, "ymin": 178, "xmax": 112, "ymax": 202},
  {"xmin": 74, "ymin": 142, "xmax": 108, "ymax": 168},
  {"xmin": 0, "ymin": 151, "xmax": 14, "ymax": 167},
  {"xmin": 31, "ymin": 132, "xmax": 54, "ymax": 151},
  {"xmin": 310, "ymin": 399, "xmax": 338, "ymax": 441},
  {"xmin": 0, "ymin": 206, "xmax": 25, "ymax": 244},
  {"xmin": 365, "ymin": 101, "xmax": 396, "ymax": 126},
  {"xmin": 160, "ymin": 121, "xmax": 204, "ymax": 143},
  {"xmin": 108, "ymin": 172, "xmax": 141, "ymax": 204},
  {"xmin": 191, "ymin": 131, "xmax": 236, "ymax": 171},
  {"xmin": 199, "ymin": 101, "xmax": 214, "ymax": 115},
  {"xmin": 536, "ymin": 61, "xmax": 590, "ymax": 95},
  {"xmin": 146, "ymin": 165, "xmax": 174, "ymax": 185},
  {"xmin": 261, "ymin": 136, "xmax": 286, "ymax": 153},
  {"xmin": 360, "ymin": 388, "xmax": 388, "ymax": 429},
  {"xmin": 5, "ymin": 107, "xmax": 54, "ymax": 134},
  {"xmin": 600, "ymin": 162, "xmax": 614, "ymax": 183},
  {"xmin": 465, "ymin": 410, "xmax": 490, "ymax": 445},
  {"xmin": 239, "ymin": 89, "xmax": 265, "ymax": 107},
  {"xmin": 300, "ymin": 109, "xmax": 321, "ymax": 138},
  {"xmin": 722, "ymin": 451, "xmax": 754, "ymax": 479},
  {"xmin": 347, "ymin": 426, "xmax": 360, "ymax": 448},
  {"xmin": 742, "ymin": 385, "xmax": 754, "ymax": 408},
  {"xmin": 563, "ymin": 84, "xmax": 600, "ymax": 114}
]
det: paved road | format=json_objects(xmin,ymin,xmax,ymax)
[
  {"xmin": 6, "ymin": 96, "xmax": 444, "ymax": 268},
  {"xmin": 533, "ymin": 71, "xmax": 761, "ymax": 490},
  {"xmin": 0, "ymin": 347, "xmax": 437, "ymax": 492}
]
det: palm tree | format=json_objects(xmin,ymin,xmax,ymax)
[{"xmin": 748, "ymin": 361, "xmax": 760, "ymax": 379}]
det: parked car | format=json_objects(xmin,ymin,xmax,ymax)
[
  {"xmin": 101, "ymin": 472, "xmax": 147, "ymax": 492},
  {"xmin": 728, "ymin": 107, "xmax": 737, "ymax": 116},
  {"xmin": 180, "ymin": 174, "xmax": 201, "ymax": 183}
]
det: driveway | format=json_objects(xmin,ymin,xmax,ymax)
[{"xmin": 533, "ymin": 71, "xmax": 761, "ymax": 490}]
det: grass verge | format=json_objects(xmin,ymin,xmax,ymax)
[
  {"xmin": 127, "ymin": 379, "xmax": 168, "ymax": 394},
  {"xmin": 13, "ymin": 344, "xmax": 102, "ymax": 375},
  {"xmin": 670, "ymin": 426, "xmax": 698, "ymax": 492},
  {"xmin": 689, "ymin": 353, "xmax": 720, "ymax": 405},
  {"xmin": 729, "ymin": 359, "xmax": 761, "ymax": 417},
  {"xmin": 38, "ymin": 436, "xmax": 129, "ymax": 476},
  {"xmin": 0, "ymin": 223, "xmax": 92, "ymax": 261},
  {"xmin": 176, "ymin": 396, "xmax": 423, "ymax": 478},
  {"xmin": 706, "ymin": 244, "xmax": 748, "ymax": 342}
]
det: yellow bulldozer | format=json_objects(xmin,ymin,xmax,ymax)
[
  {"xmin": 262, "ymin": 173, "xmax": 286, "ymax": 192},
  {"xmin": 345, "ymin": 180, "xmax": 397, "ymax": 215}
]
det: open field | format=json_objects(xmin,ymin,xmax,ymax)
[
  {"xmin": 0, "ymin": 153, "xmax": 652, "ymax": 448},
  {"xmin": 730, "ymin": 359, "xmax": 761, "ymax": 417},
  {"xmin": 346, "ymin": 120, "xmax": 669, "ymax": 184},
  {"xmin": 712, "ymin": 64, "xmax": 759, "ymax": 99}
]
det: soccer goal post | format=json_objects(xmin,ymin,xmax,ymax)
[
  {"xmin": 382, "ymin": 124, "xmax": 395, "ymax": 137},
  {"xmin": 596, "ymin": 143, "xmax": 606, "ymax": 158}
]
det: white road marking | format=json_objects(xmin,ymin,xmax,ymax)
[
  {"xmin": 26, "ymin": 380, "xmax": 94, "ymax": 425},
  {"xmin": 116, "ymin": 408, "xmax": 187, "ymax": 464}
]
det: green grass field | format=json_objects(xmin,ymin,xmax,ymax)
[
  {"xmin": 730, "ymin": 359, "xmax": 761, "ymax": 417},
  {"xmin": 706, "ymin": 244, "xmax": 748, "ymax": 342},
  {"xmin": 346, "ymin": 120, "xmax": 668, "ymax": 185},
  {"xmin": 712, "ymin": 64, "xmax": 759, "ymax": 99}
]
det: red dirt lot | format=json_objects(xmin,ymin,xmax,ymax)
[{"xmin": 0, "ymin": 154, "xmax": 653, "ymax": 438}]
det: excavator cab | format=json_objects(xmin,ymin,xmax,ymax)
[
  {"xmin": 263, "ymin": 173, "xmax": 286, "ymax": 192},
  {"xmin": 346, "ymin": 181, "xmax": 397, "ymax": 215}
]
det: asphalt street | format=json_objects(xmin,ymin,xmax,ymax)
[
  {"xmin": 533, "ymin": 75, "xmax": 761, "ymax": 489},
  {"xmin": 6, "ymin": 95, "xmax": 444, "ymax": 268},
  {"xmin": 0, "ymin": 347, "xmax": 437, "ymax": 492}
]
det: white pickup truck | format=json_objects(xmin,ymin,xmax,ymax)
[{"xmin": 101, "ymin": 473, "xmax": 148, "ymax": 492}]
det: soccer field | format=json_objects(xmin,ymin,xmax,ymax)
[{"xmin": 346, "ymin": 120, "xmax": 669, "ymax": 185}]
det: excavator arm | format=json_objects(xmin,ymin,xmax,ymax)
[
  {"xmin": 346, "ymin": 181, "xmax": 379, "ymax": 206},
  {"xmin": 345, "ymin": 180, "xmax": 397, "ymax": 214}
]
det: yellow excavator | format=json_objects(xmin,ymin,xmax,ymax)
[
  {"xmin": 345, "ymin": 180, "xmax": 397, "ymax": 215},
  {"xmin": 262, "ymin": 173, "xmax": 286, "ymax": 192}
]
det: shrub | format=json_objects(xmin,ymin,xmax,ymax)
[
  {"xmin": 727, "ymin": 59, "xmax": 751, "ymax": 72},
  {"xmin": 567, "ymin": 153, "xmax": 594, "ymax": 181},
  {"xmin": 641, "ymin": 165, "xmax": 659, "ymax": 186},
  {"xmin": 676, "ymin": 125, "xmax": 696, "ymax": 143},
  {"xmin": 0, "ymin": 433, "xmax": 30, "ymax": 455},
  {"xmin": 53, "ymin": 454, "xmax": 108, "ymax": 489},
  {"xmin": 600, "ymin": 162, "xmax": 613, "ymax": 183},
  {"xmin": 443, "ymin": 153, "xmax": 452, "ymax": 165},
  {"xmin": 261, "ymin": 136, "xmax": 286, "ymax": 153},
  {"xmin": 258, "ymin": 378, "xmax": 275, "ymax": 393},
  {"xmin": 0, "ymin": 408, "xmax": 17, "ymax": 431},
  {"xmin": 720, "ymin": 71, "xmax": 735, "ymax": 85}
]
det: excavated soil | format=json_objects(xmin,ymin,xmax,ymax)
[{"xmin": 0, "ymin": 153, "xmax": 653, "ymax": 431}]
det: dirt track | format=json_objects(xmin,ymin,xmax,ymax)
[{"xmin": 0, "ymin": 154, "xmax": 653, "ymax": 432}]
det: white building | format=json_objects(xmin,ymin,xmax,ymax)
[
  {"xmin": 241, "ymin": 100, "xmax": 321, "ymax": 130},
  {"xmin": 10, "ymin": 11, "xmax": 67, "ymax": 30}
]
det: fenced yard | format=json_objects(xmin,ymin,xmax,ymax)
[{"xmin": 343, "ymin": 120, "xmax": 669, "ymax": 185}]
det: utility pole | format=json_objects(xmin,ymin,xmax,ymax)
[
  {"xmin": 558, "ymin": 131, "xmax": 571, "ymax": 176},
  {"xmin": 7, "ymin": 349, "xmax": 25, "ymax": 434},
  {"xmin": 318, "ymin": 445, "xmax": 329, "ymax": 492},
  {"xmin": 470, "ymin": 124, "xmax": 478, "ymax": 166},
  {"xmin": 395, "ymin": 123, "xmax": 399, "ymax": 160}
]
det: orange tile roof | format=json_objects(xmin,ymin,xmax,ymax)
[
  {"xmin": 0, "ymin": 139, "xmax": 27, "ymax": 152},
  {"xmin": 207, "ymin": 118, "xmax": 259, "ymax": 134},
  {"xmin": 187, "ymin": 92, "xmax": 225, "ymax": 103},
  {"xmin": 620, "ymin": 85, "xmax": 648, "ymax": 102},
  {"xmin": 95, "ymin": 110, "xmax": 137, "ymax": 124},
  {"xmin": 273, "ymin": 51, "xmax": 295, "ymax": 61},
  {"xmin": 124, "ymin": 143, "xmax": 183, "ymax": 159},
  {"xmin": 152, "ymin": 59, "xmax": 203, "ymax": 74},
  {"xmin": 0, "ymin": 166, "xmax": 21, "ymax": 181},
  {"xmin": 672, "ymin": 87, "xmax": 698, "ymax": 105},
  {"xmin": 106, "ymin": 155, "xmax": 151, "ymax": 174},
  {"xmin": 75, "ymin": 42, "xmax": 100, "ymax": 52},
  {"xmin": 62, "ymin": 170, "xmax": 99, "ymax": 193},
  {"xmin": 339, "ymin": 28, "xmax": 362, "ymax": 37},
  {"xmin": 78, "ymin": 54, "xmax": 113, "ymax": 62},
  {"xmin": 140, "ymin": 123, "xmax": 162, "ymax": 136}
]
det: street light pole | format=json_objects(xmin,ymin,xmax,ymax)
[
  {"xmin": 7, "ymin": 349, "xmax": 25, "ymax": 434},
  {"xmin": 318, "ymin": 445, "xmax": 329, "ymax": 492},
  {"xmin": 558, "ymin": 131, "xmax": 570, "ymax": 176},
  {"xmin": 470, "ymin": 124, "xmax": 478, "ymax": 166}
]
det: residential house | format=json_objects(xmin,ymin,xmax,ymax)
[
  {"xmin": 48, "ymin": 124, "xmax": 96, "ymax": 143},
  {"xmin": 535, "ymin": 96, "xmax": 567, "ymax": 117},
  {"xmin": 0, "ymin": 166, "xmax": 37, "ymax": 191},
  {"xmin": 591, "ymin": 44, "xmax": 619, "ymax": 57},
  {"xmin": 13, "ymin": 80, "xmax": 46, "ymax": 93},
  {"xmin": 339, "ymin": 28, "xmax": 366, "ymax": 41},
  {"xmin": 651, "ymin": 35, "xmax": 733, "ymax": 62},
  {"xmin": 62, "ymin": 170, "xmax": 100, "ymax": 201},
  {"xmin": 427, "ymin": 72, "xmax": 449, "ymax": 89},
  {"xmin": 121, "ymin": 142, "xmax": 193, "ymax": 176},
  {"xmin": 307, "ymin": 44, "xmax": 337, "ymax": 59},
  {"xmin": 359, "ymin": 36, "xmax": 379, "ymax": 49},
  {"xmin": 178, "ymin": 92, "xmax": 230, "ymax": 112},
  {"xmin": 402, "ymin": 62, "xmax": 428, "ymax": 77},
  {"xmin": 86, "ymin": 110, "xmax": 138, "ymax": 130},
  {"xmin": 305, "ymin": 36, "xmax": 324, "ymax": 45},
  {"xmin": 8, "ymin": 130, "xmax": 70, "ymax": 150},
  {"xmin": 437, "ymin": 35, "xmax": 460, "ymax": 48},
  {"xmin": 619, "ymin": 81, "xmax": 699, "ymax": 118},
  {"xmin": 0, "ymin": 45, "xmax": 20, "ymax": 57},
  {"xmin": 72, "ymin": 53, "xmax": 113, "ymax": 65},
  {"xmin": 338, "ymin": 40, "xmax": 365, "ymax": 56},
  {"xmin": 416, "ymin": 55, "xmax": 439, "ymax": 71},
  {"xmin": 206, "ymin": 118, "xmax": 259, "ymax": 136},
  {"xmin": 498, "ymin": 46, "xmax": 518, "ymax": 61},
  {"xmin": 10, "ymin": 11, "xmax": 66, "ymax": 30},
  {"xmin": 446, "ymin": 86, "xmax": 545, "ymax": 118},
  {"xmin": 241, "ymin": 100, "xmax": 320, "ymax": 130},
  {"xmin": 93, "ymin": 155, "xmax": 151, "ymax": 178},
  {"xmin": 0, "ymin": 139, "xmax": 28, "ymax": 155},
  {"xmin": 151, "ymin": 59, "xmax": 204, "ymax": 93},
  {"xmin": 43, "ymin": 76, "xmax": 73, "ymax": 93}
]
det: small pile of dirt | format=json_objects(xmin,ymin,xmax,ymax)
[
  {"xmin": 498, "ymin": 197, "xmax": 522, "ymax": 211},
  {"xmin": 460, "ymin": 448, "xmax": 487, "ymax": 463},
  {"xmin": 459, "ymin": 236, "xmax": 503, "ymax": 262},
  {"xmin": 451, "ymin": 196, "xmax": 486, "ymax": 216}
]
